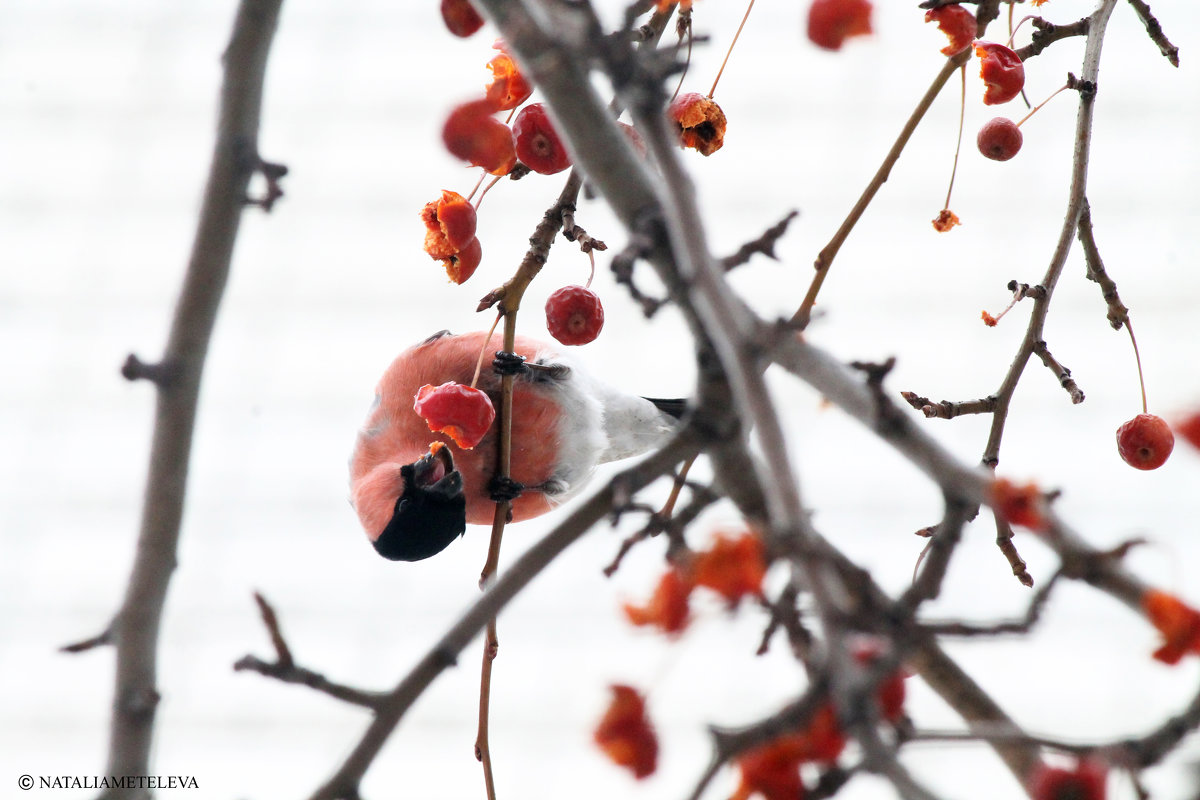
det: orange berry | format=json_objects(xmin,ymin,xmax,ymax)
[
  {"xmin": 807, "ymin": 0, "xmax": 873, "ymax": 51},
  {"xmin": 442, "ymin": 99, "xmax": 517, "ymax": 175},
  {"xmin": 413, "ymin": 382, "xmax": 495, "ymax": 449},
  {"xmin": 668, "ymin": 92, "xmax": 727, "ymax": 156},
  {"xmin": 975, "ymin": 42, "xmax": 1025, "ymax": 105},
  {"xmin": 925, "ymin": 4, "xmax": 976, "ymax": 56}
]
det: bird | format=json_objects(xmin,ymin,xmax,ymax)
[{"xmin": 349, "ymin": 330, "xmax": 686, "ymax": 562}]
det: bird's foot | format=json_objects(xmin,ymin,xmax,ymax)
[
  {"xmin": 491, "ymin": 351, "xmax": 528, "ymax": 376},
  {"xmin": 488, "ymin": 475, "xmax": 526, "ymax": 503}
]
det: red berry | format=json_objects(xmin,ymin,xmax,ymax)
[
  {"xmin": 442, "ymin": 99, "xmax": 517, "ymax": 176},
  {"xmin": 1116, "ymin": 413, "xmax": 1174, "ymax": 470},
  {"xmin": 440, "ymin": 0, "xmax": 484, "ymax": 38},
  {"xmin": 513, "ymin": 103, "xmax": 572, "ymax": 175},
  {"xmin": 977, "ymin": 117, "xmax": 1023, "ymax": 161},
  {"xmin": 975, "ymin": 42, "xmax": 1025, "ymax": 105},
  {"xmin": 807, "ymin": 0, "xmax": 873, "ymax": 51},
  {"xmin": 420, "ymin": 190, "xmax": 477, "ymax": 259},
  {"xmin": 1028, "ymin": 760, "xmax": 1107, "ymax": 800},
  {"xmin": 413, "ymin": 382, "xmax": 496, "ymax": 450},
  {"xmin": 545, "ymin": 285, "xmax": 604, "ymax": 346},
  {"xmin": 1177, "ymin": 411, "xmax": 1200, "ymax": 450},
  {"xmin": 925, "ymin": 4, "xmax": 976, "ymax": 56},
  {"xmin": 445, "ymin": 235, "xmax": 482, "ymax": 285},
  {"xmin": 485, "ymin": 50, "xmax": 533, "ymax": 111},
  {"xmin": 668, "ymin": 92, "xmax": 727, "ymax": 157}
]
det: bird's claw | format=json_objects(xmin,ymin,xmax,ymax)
[
  {"xmin": 492, "ymin": 351, "xmax": 528, "ymax": 376},
  {"xmin": 488, "ymin": 475, "xmax": 526, "ymax": 503}
]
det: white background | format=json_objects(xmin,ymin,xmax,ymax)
[{"xmin": 2, "ymin": 1, "xmax": 1199, "ymax": 798}]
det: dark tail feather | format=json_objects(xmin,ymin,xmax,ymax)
[{"xmin": 644, "ymin": 397, "xmax": 689, "ymax": 419}]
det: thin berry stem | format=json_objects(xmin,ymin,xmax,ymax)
[
  {"xmin": 1006, "ymin": 15, "xmax": 1035, "ymax": 49},
  {"xmin": 708, "ymin": 0, "xmax": 755, "ymax": 99},
  {"xmin": 465, "ymin": 171, "xmax": 488, "ymax": 203},
  {"xmin": 1126, "ymin": 319, "xmax": 1148, "ymax": 414},
  {"xmin": 1015, "ymin": 83, "xmax": 1071, "ymax": 128},
  {"xmin": 471, "ymin": 311, "xmax": 504, "ymax": 389},
  {"xmin": 584, "ymin": 249, "xmax": 596, "ymax": 289},
  {"xmin": 474, "ymin": 174, "xmax": 504, "ymax": 210},
  {"xmin": 670, "ymin": 12, "xmax": 693, "ymax": 104},
  {"xmin": 941, "ymin": 64, "xmax": 967, "ymax": 212}
]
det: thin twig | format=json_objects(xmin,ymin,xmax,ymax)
[
  {"xmin": 1123, "ymin": 0, "xmax": 1180, "ymax": 67},
  {"xmin": 720, "ymin": 210, "xmax": 799, "ymax": 271}
]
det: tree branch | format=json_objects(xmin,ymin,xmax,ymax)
[{"xmin": 95, "ymin": 1, "xmax": 285, "ymax": 792}]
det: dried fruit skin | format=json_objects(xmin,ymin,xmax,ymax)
[
  {"xmin": 485, "ymin": 51, "xmax": 533, "ymax": 111},
  {"xmin": 668, "ymin": 92, "xmax": 727, "ymax": 156},
  {"xmin": 623, "ymin": 567, "xmax": 692, "ymax": 635},
  {"xmin": 1143, "ymin": 590, "xmax": 1200, "ymax": 664},
  {"xmin": 931, "ymin": 208, "xmax": 960, "ymax": 233},
  {"xmin": 545, "ymin": 285, "xmax": 605, "ymax": 346},
  {"xmin": 442, "ymin": 99, "xmax": 517, "ymax": 175},
  {"xmin": 1028, "ymin": 759, "xmax": 1108, "ymax": 800},
  {"xmin": 807, "ymin": 0, "xmax": 873, "ymax": 51},
  {"xmin": 977, "ymin": 117, "xmax": 1023, "ymax": 161},
  {"xmin": 413, "ymin": 382, "xmax": 496, "ymax": 449},
  {"xmin": 441, "ymin": 0, "xmax": 484, "ymax": 38},
  {"xmin": 976, "ymin": 42, "xmax": 1026, "ymax": 105},
  {"xmin": 594, "ymin": 685, "xmax": 658, "ymax": 779},
  {"xmin": 513, "ymin": 103, "xmax": 572, "ymax": 175},
  {"xmin": 1116, "ymin": 413, "xmax": 1174, "ymax": 470},
  {"xmin": 925, "ymin": 4, "xmax": 976, "ymax": 56}
]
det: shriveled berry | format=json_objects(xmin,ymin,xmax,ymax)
[
  {"xmin": 440, "ymin": 0, "xmax": 484, "ymax": 38},
  {"xmin": 1177, "ymin": 411, "xmax": 1200, "ymax": 450},
  {"xmin": 420, "ymin": 190, "xmax": 477, "ymax": 259},
  {"xmin": 413, "ymin": 382, "xmax": 496, "ymax": 449},
  {"xmin": 668, "ymin": 92, "xmax": 727, "ymax": 156},
  {"xmin": 925, "ymin": 4, "xmax": 976, "ymax": 56},
  {"xmin": 485, "ymin": 49, "xmax": 532, "ymax": 111},
  {"xmin": 545, "ymin": 285, "xmax": 604, "ymax": 346},
  {"xmin": 593, "ymin": 685, "xmax": 658, "ymax": 780},
  {"xmin": 807, "ymin": 0, "xmax": 873, "ymax": 51},
  {"xmin": 991, "ymin": 478, "xmax": 1047, "ymax": 531},
  {"xmin": 975, "ymin": 42, "xmax": 1025, "ymax": 105},
  {"xmin": 931, "ymin": 208, "xmax": 960, "ymax": 233},
  {"xmin": 442, "ymin": 99, "xmax": 517, "ymax": 175},
  {"xmin": 1117, "ymin": 414, "xmax": 1174, "ymax": 470},
  {"xmin": 513, "ymin": 103, "xmax": 572, "ymax": 175},
  {"xmin": 977, "ymin": 117, "xmax": 1023, "ymax": 161}
]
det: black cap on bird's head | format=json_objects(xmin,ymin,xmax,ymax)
[{"xmin": 372, "ymin": 444, "xmax": 466, "ymax": 562}]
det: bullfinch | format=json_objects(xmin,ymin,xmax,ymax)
[{"xmin": 349, "ymin": 330, "xmax": 685, "ymax": 561}]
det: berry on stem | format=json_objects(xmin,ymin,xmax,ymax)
[
  {"xmin": 975, "ymin": 43, "xmax": 1025, "ymax": 105},
  {"xmin": 513, "ymin": 103, "xmax": 572, "ymax": 175},
  {"xmin": 546, "ymin": 285, "xmax": 605, "ymax": 346},
  {"xmin": 1028, "ymin": 759, "xmax": 1107, "ymax": 800},
  {"xmin": 442, "ymin": 99, "xmax": 517, "ymax": 176},
  {"xmin": 668, "ymin": 92, "xmax": 727, "ymax": 156},
  {"xmin": 1116, "ymin": 414, "xmax": 1174, "ymax": 470},
  {"xmin": 413, "ymin": 382, "xmax": 496, "ymax": 449},
  {"xmin": 931, "ymin": 208, "xmax": 960, "ymax": 233},
  {"xmin": 925, "ymin": 4, "xmax": 976, "ymax": 56},
  {"xmin": 444, "ymin": 235, "xmax": 482, "ymax": 285},
  {"xmin": 807, "ymin": 0, "xmax": 873, "ymax": 51},
  {"xmin": 420, "ymin": 190, "xmax": 477, "ymax": 258},
  {"xmin": 593, "ymin": 685, "xmax": 658, "ymax": 780},
  {"xmin": 977, "ymin": 117, "xmax": 1023, "ymax": 161},
  {"xmin": 440, "ymin": 0, "xmax": 484, "ymax": 38}
]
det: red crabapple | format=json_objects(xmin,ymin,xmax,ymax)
[
  {"xmin": 977, "ymin": 117, "xmax": 1023, "ymax": 161},
  {"xmin": 442, "ymin": 99, "xmax": 517, "ymax": 175},
  {"xmin": 925, "ymin": 4, "xmax": 975, "ymax": 56},
  {"xmin": 440, "ymin": 0, "xmax": 484, "ymax": 38},
  {"xmin": 1116, "ymin": 413, "xmax": 1174, "ymax": 470},
  {"xmin": 513, "ymin": 103, "xmax": 572, "ymax": 175},
  {"xmin": 807, "ymin": 0, "xmax": 873, "ymax": 51},
  {"xmin": 975, "ymin": 43, "xmax": 1025, "ymax": 105},
  {"xmin": 413, "ymin": 382, "xmax": 496, "ymax": 449},
  {"xmin": 545, "ymin": 285, "xmax": 604, "ymax": 346}
]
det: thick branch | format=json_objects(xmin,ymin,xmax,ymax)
[{"xmin": 97, "ymin": 1, "xmax": 284, "ymax": 792}]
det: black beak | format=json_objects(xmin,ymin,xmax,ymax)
[{"xmin": 411, "ymin": 443, "xmax": 463, "ymax": 501}]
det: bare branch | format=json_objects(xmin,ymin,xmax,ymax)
[
  {"xmin": 1033, "ymin": 340, "xmax": 1085, "ymax": 405},
  {"xmin": 98, "ymin": 0, "xmax": 285, "ymax": 786},
  {"xmin": 1123, "ymin": 0, "xmax": 1180, "ymax": 67},
  {"xmin": 720, "ymin": 210, "xmax": 799, "ymax": 271}
]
